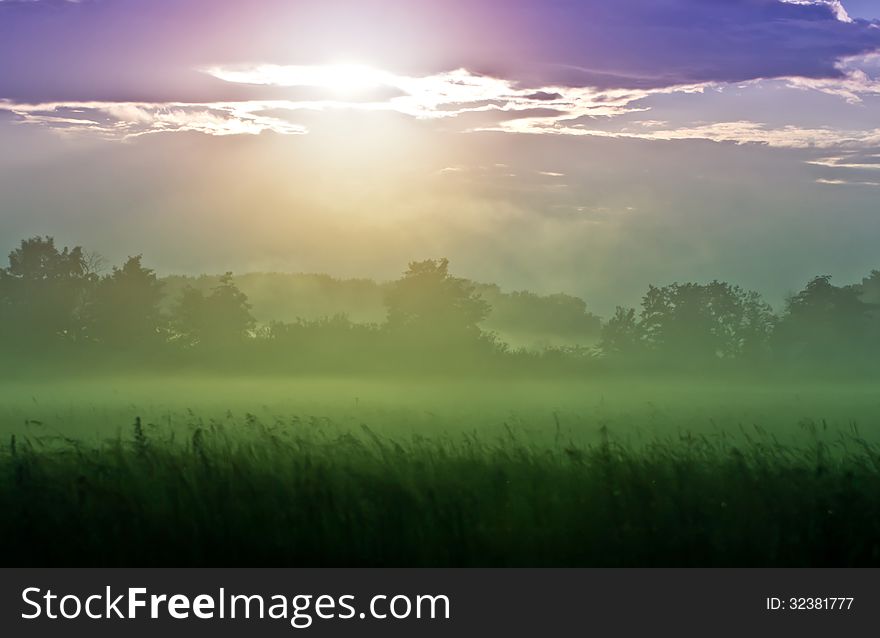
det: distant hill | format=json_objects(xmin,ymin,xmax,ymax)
[{"xmin": 162, "ymin": 273, "xmax": 601, "ymax": 350}]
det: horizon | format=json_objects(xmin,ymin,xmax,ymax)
[{"xmin": 6, "ymin": 232, "xmax": 880, "ymax": 317}]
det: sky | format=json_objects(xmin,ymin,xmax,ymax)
[{"xmin": 1, "ymin": 0, "xmax": 880, "ymax": 314}]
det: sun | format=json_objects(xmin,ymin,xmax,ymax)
[
  {"xmin": 204, "ymin": 62, "xmax": 396, "ymax": 93},
  {"xmin": 282, "ymin": 64, "xmax": 393, "ymax": 92}
]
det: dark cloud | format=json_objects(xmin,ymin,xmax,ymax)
[
  {"xmin": 523, "ymin": 91, "xmax": 565, "ymax": 101},
  {"xmin": 0, "ymin": 0, "xmax": 879, "ymax": 103},
  {"xmin": 497, "ymin": 0, "xmax": 880, "ymax": 89}
]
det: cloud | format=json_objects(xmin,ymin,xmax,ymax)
[
  {"xmin": 204, "ymin": 65, "xmax": 702, "ymax": 121},
  {"xmin": 2, "ymin": 1, "xmax": 880, "ymax": 104},
  {"xmin": 785, "ymin": 53, "xmax": 880, "ymax": 102},
  {"xmin": 788, "ymin": 70, "xmax": 880, "ymax": 102},
  {"xmin": 5, "ymin": 65, "xmax": 880, "ymax": 159},
  {"xmin": 490, "ymin": 0, "xmax": 880, "ymax": 90},
  {"xmin": 0, "ymin": 66, "xmax": 706, "ymax": 139},
  {"xmin": 481, "ymin": 117, "xmax": 880, "ymax": 150},
  {"xmin": 806, "ymin": 151, "xmax": 880, "ymax": 182},
  {"xmin": 619, "ymin": 122, "xmax": 880, "ymax": 149},
  {"xmin": 781, "ymin": 0, "xmax": 853, "ymax": 23},
  {"xmin": 816, "ymin": 177, "xmax": 880, "ymax": 186},
  {"xmin": 0, "ymin": 100, "xmax": 307, "ymax": 138},
  {"xmin": 191, "ymin": 1, "xmax": 880, "ymax": 93},
  {"xmin": 808, "ymin": 153, "xmax": 880, "ymax": 169}
]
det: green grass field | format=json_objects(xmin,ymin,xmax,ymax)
[{"xmin": 2, "ymin": 376, "xmax": 880, "ymax": 566}]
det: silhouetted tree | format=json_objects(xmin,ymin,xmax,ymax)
[
  {"xmin": 172, "ymin": 273, "xmax": 255, "ymax": 347},
  {"xmin": 478, "ymin": 284, "xmax": 601, "ymax": 345},
  {"xmin": 774, "ymin": 275, "xmax": 875, "ymax": 366},
  {"xmin": 0, "ymin": 236, "xmax": 91, "ymax": 346},
  {"xmin": 599, "ymin": 307, "xmax": 640, "ymax": 357},
  {"xmin": 858, "ymin": 270, "xmax": 880, "ymax": 310},
  {"xmin": 384, "ymin": 259, "xmax": 490, "ymax": 344},
  {"xmin": 85, "ymin": 255, "xmax": 166, "ymax": 347},
  {"xmin": 11, "ymin": 232, "xmax": 880, "ymax": 376},
  {"xmin": 633, "ymin": 281, "xmax": 775, "ymax": 364},
  {"xmin": 737, "ymin": 289, "xmax": 778, "ymax": 362}
]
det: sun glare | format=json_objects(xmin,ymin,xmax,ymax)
[
  {"xmin": 311, "ymin": 64, "xmax": 392, "ymax": 91},
  {"xmin": 209, "ymin": 63, "xmax": 393, "ymax": 92}
]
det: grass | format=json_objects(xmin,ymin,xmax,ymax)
[{"xmin": 3, "ymin": 412, "xmax": 880, "ymax": 567}]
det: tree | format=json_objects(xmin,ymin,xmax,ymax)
[
  {"xmin": 0, "ymin": 236, "xmax": 91, "ymax": 345},
  {"xmin": 86, "ymin": 255, "xmax": 166, "ymax": 347},
  {"xmin": 774, "ymin": 275, "xmax": 875, "ymax": 366},
  {"xmin": 737, "ymin": 289, "xmax": 778, "ymax": 362},
  {"xmin": 636, "ymin": 281, "xmax": 775, "ymax": 364},
  {"xmin": 478, "ymin": 285, "xmax": 602, "ymax": 345},
  {"xmin": 857, "ymin": 270, "xmax": 880, "ymax": 310},
  {"xmin": 384, "ymin": 259, "xmax": 490, "ymax": 343},
  {"xmin": 599, "ymin": 307, "xmax": 640, "ymax": 357},
  {"xmin": 172, "ymin": 273, "xmax": 255, "ymax": 347}
]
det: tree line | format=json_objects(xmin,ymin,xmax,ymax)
[
  {"xmin": 1, "ymin": 236, "xmax": 879, "ymax": 374},
  {"xmin": 600, "ymin": 275, "xmax": 880, "ymax": 371},
  {"xmin": 159, "ymin": 273, "xmax": 603, "ymax": 349}
]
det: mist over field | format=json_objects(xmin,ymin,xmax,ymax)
[{"xmin": 3, "ymin": 235, "xmax": 880, "ymax": 566}]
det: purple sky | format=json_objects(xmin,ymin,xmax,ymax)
[
  {"xmin": 1, "ymin": 1, "xmax": 879, "ymax": 312},
  {"xmin": 1, "ymin": 1, "xmax": 879, "ymax": 99}
]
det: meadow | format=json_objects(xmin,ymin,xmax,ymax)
[{"xmin": 2, "ymin": 375, "xmax": 880, "ymax": 566}]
